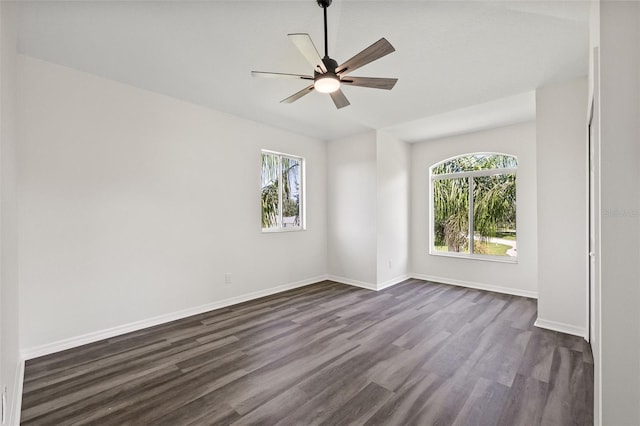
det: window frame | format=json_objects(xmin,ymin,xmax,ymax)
[
  {"xmin": 261, "ymin": 149, "xmax": 306, "ymax": 233},
  {"xmin": 429, "ymin": 153, "xmax": 518, "ymax": 263}
]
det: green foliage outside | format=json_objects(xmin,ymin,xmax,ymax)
[
  {"xmin": 261, "ymin": 154, "xmax": 300, "ymax": 228},
  {"xmin": 433, "ymin": 154, "xmax": 516, "ymax": 255},
  {"xmin": 261, "ymin": 154, "xmax": 279, "ymax": 228},
  {"xmin": 495, "ymin": 230, "xmax": 516, "ymax": 241},
  {"xmin": 474, "ymin": 241, "xmax": 512, "ymax": 256}
]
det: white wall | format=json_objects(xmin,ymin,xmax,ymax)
[
  {"xmin": 598, "ymin": 2, "xmax": 640, "ymax": 423},
  {"xmin": 588, "ymin": 2, "xmax": 602, "ymax": 421},
  {"xmin": 0, "ymin": 1, "xmax": 21, "ymax": 424},
  {"xmin": 410, "ymin": 122, "xmax": 538, "ymax": 298},
  {"xmin": 376, "ymin": 131, "xmax": 410, "ymax": 287},
  {"xmin": 327, "ymin": 130, "xmax": 410, "ymax": 289},
  {"xmin": 536, "ymin": 78, "xmax": 588, "ymax": 337},
  {"xmin": 327, "ymin": 132, "xmax": 377, "ymax": 287},
  {"xmin": 17, "ymin": 56, "xmax": 328, "ymax": 351}
]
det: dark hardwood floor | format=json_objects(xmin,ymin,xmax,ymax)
[{"xmin": 21, "ymin": 279, "xmax": 594, "ymax": 425}]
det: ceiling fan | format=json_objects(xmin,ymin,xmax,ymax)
[{"xmin": 251, "ymin": 0, "xmax": 398, "ymax": 109}]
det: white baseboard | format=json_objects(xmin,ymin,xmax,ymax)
[
  {"xmin": 534, "ymin": 318, "xmax": 587, "ymax": 339},
  {"xmin": 377, "ymin": 274, "xmax": 411, "ymax": 290},
  {"xmin": 10, "ymin": 358, "xmax": 24, "ymax": 426},
  {"xmin": 20, "ymin": 275, "xmax": 328, "ymax": 360},
  {"xmin": 327, "ymin": 275, "xmax": 377, "ymax": 291},
  {"xmin": 327, "ymin": 274, "xmax": 409, "ymax": 291},
  {"xmin": 410, "ymin": 273, "xmax": 538, "ymax": 299}
]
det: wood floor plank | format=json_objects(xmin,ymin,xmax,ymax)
[
  {"xmin": 164, "ymin": 401, "xmax": 240, "ymax": 426},
  {"xmin": 273, "ymin": 370, "xmax": 372, "ymax": 425},
  {"xmin": 22, "ymin": 340, "xmax": 173, "ymax": 396},
  {"xmin": 469, "ymin": 325, "xmax": 532, "ymax": 387},
  {"xmin": 518, "ymin": 327, "xmax": 558, "ymax": 383},
  {"xmin": 541, "ymin": 347, "xmax": 588, "ymax": 426},
  {"xmin": 408, "ymin": 370, "xmax": 479, "ymax": 426},
  {"xmin": 21, "ymin": 366, "xmax": 184, "ymax": 425},
  {"xmin": 496, "ymin": 373, "xmax": 549, "ymax": 426},
  {"xmin": 21, "ymin": 280, "xmax": 593, "ymax": 425},
  {"xmin": 452, "ymin": 377, "xmax": 510, "ymax": 426},
  {"xmin": 101, "ymin": 365, "xmax": 249, "ymax": 424},
  {"xmin": 226, "ymin": 340, "xmax": 361, "ymax": 415},
  {"xmin": 364, "ymin": 371, "xmax": 442, "ymax": 425},
  {"xmin": 297, "ymin": 342, "xmax": 402, "ymax": 398},
  {"xmin": 374, "ymin": 331, "xmax": 450, "ymax": 392},
  {"xmin": 229, "ymin": 386, "xmax": 309, "ymax": 426},
  {"xmin": 318, "ymin": 382, "xmax": 393, "ymax": 426}
]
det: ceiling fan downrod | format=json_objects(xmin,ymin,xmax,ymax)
[{"xmin": 317, "ymin": 0, "xmax": 332, "ymax": 59}]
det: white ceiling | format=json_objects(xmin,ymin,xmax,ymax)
[
  {"xmin": 384, "ymin": 90, "xmax": 536, "ymax": 142},
  {"xmin": 17, "ymin": 0, "xmax": 590, "ymax": 141}
]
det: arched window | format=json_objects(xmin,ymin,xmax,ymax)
[{"xmin": 430, "ymin": 153, "xmax": 517, "ymax": 260}]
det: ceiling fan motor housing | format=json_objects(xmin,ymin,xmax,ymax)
[{"xmin": 317, "ymin": 57, "xmax": 339, "ymax": 78}]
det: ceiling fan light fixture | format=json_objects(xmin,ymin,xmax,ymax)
[{"xmin": 314, "ymin": 74, "xmax": 340, "ymax": 93}]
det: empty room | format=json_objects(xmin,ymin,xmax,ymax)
[{"xmin": 1, "ymin": 0, "xmax": 639, "ymax": 425}]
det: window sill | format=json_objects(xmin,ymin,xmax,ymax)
[
  {"xmin": 429, "ymin": 251, "xmax": 518, "ymax": 264},
  {"xmin": 262, "ymin": 227, "xmax": 306, "ymax": 233}
]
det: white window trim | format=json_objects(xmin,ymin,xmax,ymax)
[
  {"xmin": 429, "ymin": 153, "xmax": 518, "ymax": 263},
  {"xmin": 431, "ymin": 167, "xmax": 518, "ymax": 181},
  {"xmin": 261, "ymin": 149, "xmax": 306, "ymax": 233}
]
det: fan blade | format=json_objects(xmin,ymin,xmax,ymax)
[
  {"xmin": 281, "ymin": 85, "xmax": 315, "ymax": 104},
  {"xmin": 288, "ymin": 33, "xmax": 327, "ymax": 73},
  {"xmin": 336, "ymin": 38, "xmax": 395, "ymax": 76},
  {"xmin": 330, "ymin": 89, "xmax": 350, "ymax": 109},
  {"xmin": 341, "ymin": 76, "xmax": 398, "ymax": 90},
  {"xmin": 252, "ymin": 71, "xmax": 313, "ymax": 80}
]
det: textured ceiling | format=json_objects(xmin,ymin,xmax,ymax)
[{"xmin": 17, "ymin": 1, "xmax": 590, "ymax": 141}]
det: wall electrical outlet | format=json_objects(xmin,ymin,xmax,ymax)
[
  {"xmin": 388, "ymin": 260, "xmax": 393, "ymax": 269},
  {"xmin": 224, "ymin": 273, "xmax": 232, "ymax": 284}
]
